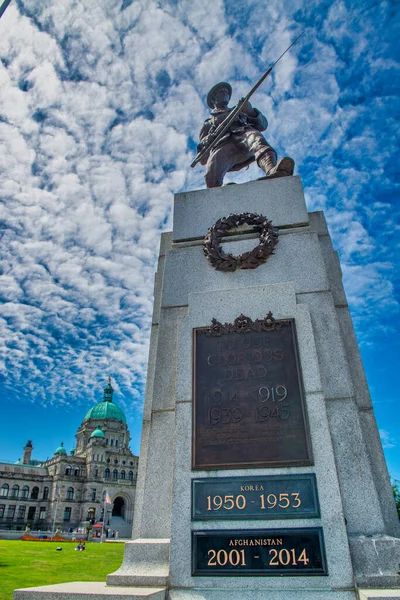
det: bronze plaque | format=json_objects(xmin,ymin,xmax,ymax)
[
  {"xmin": 192, "ymin": 315, "xmax": 312, "ymax": 470},
  {"xmin": 192, "ymin": 528, "xmax": 327, "ymax": 576}
]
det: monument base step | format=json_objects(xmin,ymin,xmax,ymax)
[
  {"xmin": 107, "ymin": 538, "xmax": 170, "ymax": 588},
  {"xmin": 168, "ymin": 591, "xmax": 356, "ymax": 600},
  {"xmin": 358, "ymin": 591, "xmax": 400, "ymax": 600},
  {"xmin": 13, "ymin": 582, "xmax": 166, "ymax": 600}
]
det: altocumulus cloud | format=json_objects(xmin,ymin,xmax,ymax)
[{"xmin": 0, "ymin": 0, "xmax": 398, "ymax": 422}]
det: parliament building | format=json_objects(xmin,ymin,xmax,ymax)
[{"xmin": 0, "ymin": 379, "xmax": 138, "ymax": 537}]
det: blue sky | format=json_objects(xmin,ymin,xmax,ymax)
[{"xmin": 0, "ymin": 0, "xmax": 399, "ymax": 477}]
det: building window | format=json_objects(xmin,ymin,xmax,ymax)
[
  {"xmin": 128, "ymin": 471, "xmax": 133, "ymax": 481},
  {"xmin": 63, "ymin": 507, "xmax": 72, "ymax": 522},
  {"xmin": 130, "ymin": 461, "xmax": 133, "ymax": 466},
  {"xmin": 112, "ymin": 469, "xmax": 118, "ymax": 480},
  {"xmin": 120, "ymin": 470, "xmax": 125, "ymax": 480},
  {"xmin": 65, "ymin": 466, "xmax": 72, "ymax": 475},
  {"xmin": 87, "ymin": 507, "xmax": 95, "ymax": 521},
  {"xmin": 106, "ymin": 439, "xmax": 109, "ymax": 445},
  {"xmin": 1, "ymin": 484, "xmax": 9, "ymax": 498},
  {"xmin": 91, "ymin": 489, "xmax": 96, "ymax": 502},
  {"xmin": 39, "ymin": 507, "xmax": 46, "ymax": 520},
  {"xmin": 0, "ymin": 505, "xmax": 5, "ymax": 518},
  {"xmin": 67, "ymin": 487, "xmax": 74, "ymax": 500},
  {"xmin": 104, "ymin": 468, "xmax": 110, "ymax": 479},
  {"xmin": 114, "ymin": 459, "xmax": 118, "ymax": 465},
  {"xmin": 122, "ymin": 460, "xmax": 126, "ymax": 465},
  {"xmin": 6, "ymin": 506, "xmax": 15, "ymax": 520},
  {"xmin": 27, "ymin": 506, "xmax": 36, "ymax": 521},
  {"xmin": 31, "ymin": 487, "xmax": 39, "ymax": 500},
  {"xmin": 94, "ymin": 469, "xmax": 98, "ymax": 477},
  {"xmin": 115, "ymin": 440, "xmax": 119, "ymax": 448},
  {"xmin": 11, "ymin": 485, "xmax": 19, "ymax": 498},
  {"xmin": 74, "ymin": 469, "xmax": 80, "ymax": 476},
  {"xmin": 43, "ymin": 487, "xmax": 49, "ymax": 500},
  {"xmin": 21, "ymin": 486, "xmax": 29, "ymax": 498},
  {"xmin": 17, "ymin": 505, "xmax": 26, "ymax": 520},
  {"xmin": 110, "ymin": 439, "xmax": 114, "ymax": 447}
]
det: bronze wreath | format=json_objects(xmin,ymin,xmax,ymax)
[{"xmin": 203, "ymin": 212, "xmax": 279, "ymax": 272}]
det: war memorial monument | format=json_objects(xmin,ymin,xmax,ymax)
[{"xmin": 14, "ymin": 39, "xmax": 400, "ymax": 600}]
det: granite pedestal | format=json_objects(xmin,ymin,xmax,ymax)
[{"xmin": 14, "ymin": 177, "xmax": 400, "ymax": 600}]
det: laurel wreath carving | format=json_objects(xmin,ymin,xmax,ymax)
[
  {"xmin": 199, "ymin": 312, "xmax": 291, "ymax": 337},
  {"xmin": 203, "ymin": 212, "xmax": 279, "ymax": 272}
]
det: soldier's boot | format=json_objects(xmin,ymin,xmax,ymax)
[{"xmin": 257, "ymin": 151, "xmax": 294, "ymax": 178}]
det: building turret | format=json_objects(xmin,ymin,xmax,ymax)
[{"xmin": 22, "ymin": 440, "xmax": 33, "ymax": 465}]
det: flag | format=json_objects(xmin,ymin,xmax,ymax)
[{"xmin": 104, "ymin": 491, "xmax": 112, "ymax": 504}]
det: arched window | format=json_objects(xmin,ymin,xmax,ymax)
[
  {"xmin": 21, "ymin": 486, "xmax": 29, "ymax": 498},
  {"xmin": 31, "ymin": 487, "xmax": 39, "ymax": 499},
  {"xmin": 120, "ymin": 470, "xmax": 125, "ymax": 480},
  {"xmin": 128, "ymin": 471, "xmax": 133, "ymax": 481},
  {"xmin": 112, "ymin": 469, "xmax": 118, "ymax": 479},
  {"xmin": 43, "ymin": 487, "xmax": 49, "ymax": 500},
  {"xmin": 87, "ymin": 507, "xmax": 95, "ymax": 521},
  {"xmin": 74, "ymin": 468, "xmax": 80, "ymax": 476},
  {"xmin": 11, "ymin": 485, "xmax": 19, "ymax": 498},
  {"xmin": 104, "ymin": 468, "xmax": 110, "ymax": 479},
  {"xmin": 67, "ymin": 487, "xmax": 74, "ymax": 500},
  {"xmin": 65, "ymin": 466, "xmax": 72, "ymax": 475},
  {"xmin": 1, "ymin": 484, "xmax": 9, "ymax": 497}
]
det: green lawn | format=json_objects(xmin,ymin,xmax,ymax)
[{"xmin": 0, "ymin": 540, "xmax": 125, "ymax": 600}]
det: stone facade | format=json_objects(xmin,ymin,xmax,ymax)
[{"xmin": 0, "ymin": 380, "xmax": 138, "ymax": 535}]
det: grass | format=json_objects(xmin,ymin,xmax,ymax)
[{"xmin": 0, "ymin": 540, "xmax": 125, "ymax": 600}]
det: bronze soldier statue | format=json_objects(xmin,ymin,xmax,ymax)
[{"xmin": 197, "ymin": 82, "xmax": 294, "ymax": 188}]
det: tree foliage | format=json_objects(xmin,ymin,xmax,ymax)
[{"xmin": 391, "ymin": 479, "xmax": 400, "ymax": 519}]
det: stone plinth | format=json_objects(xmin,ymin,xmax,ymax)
[{"xmin": 15, "ymin": 177, "xmax": 400, "ymax": 599}]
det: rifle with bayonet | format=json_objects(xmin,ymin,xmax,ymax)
[{"xmin": 191, "ymin": 30, "xmax": 305, "ymax": 169}]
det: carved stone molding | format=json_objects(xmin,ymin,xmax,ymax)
[
  {"xmin": 203, "ymin": 212, "xmax": 279, "ymax": 272},
  {"xmin": 199, "ymin": 312, "xmax": 291, "ymax": 337}
]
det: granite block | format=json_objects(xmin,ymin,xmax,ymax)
[
  {"xmin": 325, "ymin": 400, "xmax": 385, "ymax": 535},
  {"xmin": 152, "ymin": 307, "xmax": 188, "ymax": 412},
  {"xmin": 13, "ymin": 582, "xmax": 166, "ymax": 599},
  {"xmin": 135, "ymin": 412, "xmax": 175, "ymax": 539},
  {"xmin": 142, "ymin": 325, "xmax": 159, "ymax": 422},
  {"xmin": 349, "ymin": 534, "xmax": 400, "ymax": 584},
  {"xmin": 132, "ymin": 420, "xmax": 152, "ymax": 539},
  {"xmin": 297, "ymin": 292, "xmax": 354, "ymax": 400},
  {"xmin": 162, "ymin": 230, "xmax": 329, "ymax": 308},
  {"xmin": 107, "ymin": 539, "xmax": 170, "ymax": 587},
  {"xmin": 173, "ymin": 176, "xmax": 309, "ymax": 242},
  {"xmin": 357, "ymin": 410, "xmax": 400, "ymax": 537},
  {"xmin": 309, "ymin": 211, "xmax": 330, "ymax": 236},
  {"xmin": 318, "ymin": 235, "xmax": 347, "ymax": 307},
  {"xmin": 336, "ymin": 306, "xmax": 372, "ymax": 410}
]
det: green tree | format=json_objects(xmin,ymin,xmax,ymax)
[{"xmin": 391, "ymin": 479, "xmax": 400, "ymax": 519}]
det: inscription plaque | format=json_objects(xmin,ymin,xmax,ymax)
[
  {"xmin": 192, "ymin": 474, "xmax": 320, "ymax": 520},
  {"xmin": 193, "ymin": 317, "xmax": 312, "ymax": 469},
  {"xmin": 192, "ymin": 528, "xmax": 328, "ymax": 576}
]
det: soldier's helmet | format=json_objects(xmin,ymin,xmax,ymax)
[{"xmin": 206, "ymin": 82, "xmax": 232, "ymax": 108}]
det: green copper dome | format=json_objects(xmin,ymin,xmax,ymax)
[
  {"xmin": 54, "ymin": 442, "xmax": 67, "ymax": 456},
  {"xmin": 84, "ymin": 379, "xmax": 126, "ymax": 425},
  {"xmin": 91, "ymin": 425, "xmax": 105, "ymax": 438}
]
